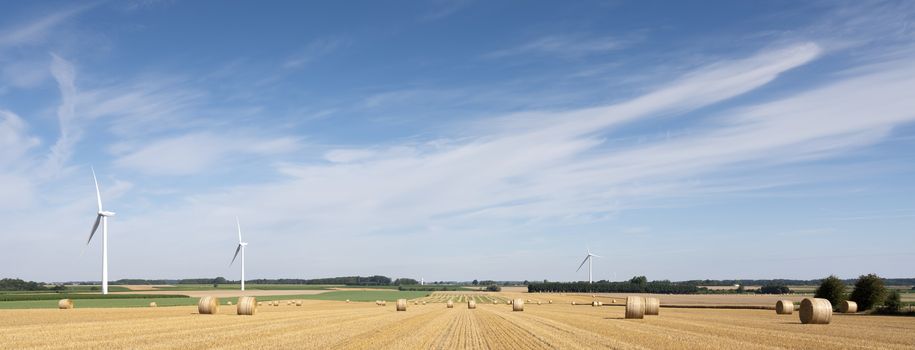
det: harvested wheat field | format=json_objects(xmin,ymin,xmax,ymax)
[{"xmin": 1, "ymin": 299, "xmax": 913, "ymax": 349}]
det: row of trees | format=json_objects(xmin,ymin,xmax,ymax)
[
  {"xmin": 528, "ymin": 280, "xmax": 699, "ymax": 294},
  {"xmin": 0, "ymin": 278, "xmax": 51, "ymax": 291},
  {"xmin": 686, "ymin": 278, "xmax": 915, "ymax": 286},
  {"xmin": 815, "ymin": 274, "xmax": 904, "ymax": 313}
]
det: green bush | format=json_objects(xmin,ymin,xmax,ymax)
[
  {"xmin": 814, "ymin": 275, "xmax": 846, "ymax": 309},
  {"xmin": 757, "ymin": 285, "xmax": 791, "ymax": 294},
  {"xmin": 849, "ymin": 273, "xmax": 886, "ymax": 311},
  {"xmin": 880, "ymin": 290, "xmax": 902, "ymax": 314}
]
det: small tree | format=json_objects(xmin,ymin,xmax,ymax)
[
  {"xmin": 472, "ymin": 279, "xmax": 479, "ymax": 286},
  {"xmin": 629, "ymin": 276, "xmax": 648, "ymax": 285},
  {"xmin": 849, "ymin": 273, "xmax": 887, "ymax": 311},
  {"xmin": 881, "ymin": 290, "xmax": 902, "ymax": 314},
  {"xmin": 814, "ymin": 275, "xmax": 846, "ymax": 309}
]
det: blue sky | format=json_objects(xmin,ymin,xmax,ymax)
[{"xmin": 1, "ymin": 1, "xmax": 914, "ymax": 283}]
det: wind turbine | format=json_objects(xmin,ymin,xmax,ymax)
[
  {"xmin": 576, "ymin": 248, "xmax": 601, "ymax": 284},
  {"xmin": 230, "ymin": 217, "xmax": 248, "ymax": 291},
  {"xmin": 86, "ymin": 167, "xmax": 115, "ymax": 295}
]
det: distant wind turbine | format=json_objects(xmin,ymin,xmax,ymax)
[
  {"xmin": 576, "ymin": 248, "xmax": 601, "ymax": 284},
  {"xmin": 230, "ymin": 217, "xmax": 248, "ymax": 291},
  {"xmin": 86, "ymin": 167, "xmax": 115, "ymax": 295}
]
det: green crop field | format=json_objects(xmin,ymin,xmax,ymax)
[
  {"xmin": 0, "ymin": 293, "xmax": 187, "ymax": 302},
  {"xmin": 150, "ymin": 284, "xmax": 338, "ymax": 291},
  {"xmin": 0, "ymin": 290, "xmax": 430, "ymax": 309}
]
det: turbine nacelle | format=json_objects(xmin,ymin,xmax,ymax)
[{"xmin": 98, "ymin": 211, "xmax": 116, "ymax": 217}]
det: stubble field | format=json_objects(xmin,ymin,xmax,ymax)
[{"xmin": 1, "ymin": 293, "xmax": 913, "ymax": 350}]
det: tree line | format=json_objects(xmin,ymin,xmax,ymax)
[{"xmin": 528, "ymin": 280, "xmax": 699, "ymax": 294}]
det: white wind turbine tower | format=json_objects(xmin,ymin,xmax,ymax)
[
  {"xmin": 576, "ymin": 248, "xmax": 602, "ymax": 284},
  {"xmin": 86, "ymin": 168, "xmax": 115, "ymax": 295},
  {"xmin": 230, "ymin": 217, "xmax": 248, "ymax": 291}
]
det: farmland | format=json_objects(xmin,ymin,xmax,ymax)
[{"xmin": 1, "ymin": 295, "xmax": 913, "ymax": 349}]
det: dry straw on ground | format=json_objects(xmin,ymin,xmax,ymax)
[
  {"xmin": 800, "ymin": 298, "xmax": 832, "ymax": 324},
  {"xmin": 396, "ymin": 299, "xmax": 407, "ymax": 311},
  {"xmin": 198, "ymin": 296, "xmax": 219, "ymax": 315},
  {"xmin": 776, "ymin": 300, "xmax": 794, "ymax": 315},
  {"xmin": 237, "ymin": 297, "xmax": 257, "ymax": 316},
  {"xmin": 626, "ymin": 296, "xmax": 645, "ymax": 319},
  {"xmin": 512, "ymin": 299, "xmax": 524, "ymax": 311},
  {"xmin": 58, "ymin": 299, "xmax": 73, "ymax": 309},
  {"xmin": 6, "ymin": 301, "xmax": 914, "ymax": 349},
  {"xmin": 645, "ymin": 297, "xmax": 659, "ymax": 316},
  {"xmin": 840, "ymin": 300, "xmax": 857, "ymax": 313}
]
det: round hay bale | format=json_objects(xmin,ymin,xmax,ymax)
[
  {"xmin": 198, "ymin": 296, "xmax": 219, "ymax": 315},
  {"xmin": 512, "ymin": 299, "xmax": 524, "ymax": 311},
  {"xmin": 149, "ymin": 302, "xmax": 157, "ymax": 307},
  {"xmin": 396, "ymin": 299, "xmax": 407, "ymax": 311},
  {"xmin": 775, "ymin": 300, "xmax": 794, "ymax": 315},
  {"xmin": 58, "ymin": 299, "xmax": 73, "ymax": 309},
  {"xmin": 611, "ymin": 299, "xmax": 616, "ymax": 304},
  {"xmin": 537, "ymin": 301, "xmax": 542, "ymax": 305},
  {"xmin": 447, "ymin": 300, "xmax": 454, "ymax": 308},
  {"xmin": 592, "ymin": 300, "xmax": 600, "ymax": 307},
  {"xmin": 625, "ymin": 296, "xmax": 645, "ymax": 319},
  {"xmin": 227, "ymin": 301, "xmax": 233, "ymax": 305},
  {"xmin": 273, "ymin": 301, "xmax": 280, "ymax": 306},
  {"xmin": 468, "ymin": 300, "xmax": 477, "ymax": 309},
  {"xmin": 381, "ymin": 300, "xmax": 387, "ymax": 306},
  {"xmin": 257, "ymin": 302, "xmax": 262, "ymax": 306},
  {"xmin": 296, "ymin": 300, "xmax": 302, "ymax": 307},
  {"xmin": 237, "ymin": 296, "xmax": 257, "ymax": 316},
  {"xmin": 422, "ymin": 301, "xmax": 426, "ymax": 305},
  {"xmin": 840, "ymin": 300, "xmax": 857, "ymax": 313},
  {"xmin": 645, "ymin": 297, "xmax": 659, "ymax": 316},
  {"xmin": 346, "ymin": 299, "xmax": 350, "ymax": 303},
  {"xmin": 571, "ymin": 301, "xmax": 577, "ymax": 305},
  {"xmin": 492, "ymin": 300, "xmax": 497, "ymax": 305},
  {"xmin": 800, "ymin": 298, "xmax": 832, "ymax": 324},
  {"xmin": 548, "ymin": 300, "xmax": 552, "ymax": 304}
]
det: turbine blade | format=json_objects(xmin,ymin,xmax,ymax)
[
  {"xmin": 236, "ymin": 217, "xmax": 242, "ymax": 243},
  {"xmin": 92, "ymin": 167, "xmax": 103, "ymax": 211},
  {"xmin": 87, "ymin": 215, "xmax": 102, "ymax": 245},
  {"xmin": 576, "ymin": 255, "xmax": 589, "ymax": 272},
  {"xmin": 591, "ymin": 253, "xmax": 602, "ymax": 258},
  {"xmin": 229, "ymin": 244, "xmax": 241, "ymax": 266}
]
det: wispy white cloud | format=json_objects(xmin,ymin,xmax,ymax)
[
  {"xmin": 283, "ymin": 38, "xmax": 348, "ymax": 69},
  {"xmin": 0, "ymin": 3, "xmax": 94, "ymax": 48},
  {"xmin": 0, "ymin": 110, "xmax": 41, "ymax": 167},
  {"xmin": 420, "ymin": 0, "xmax": 473, "ymax": 21},
  {"xmin": 114, "ymin": 132, "xmax": 301, "ymax": 176},
  {"xmin": 483, "ymin": 34, "xmax": 625, "ymax": 59},
  {"xmin": 40, "ymin": 54, "xmax": 79, "ymax": 178},
  {"xmin": 128, "ymin": 43, "xmax": 829, "ymax": 245}
]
